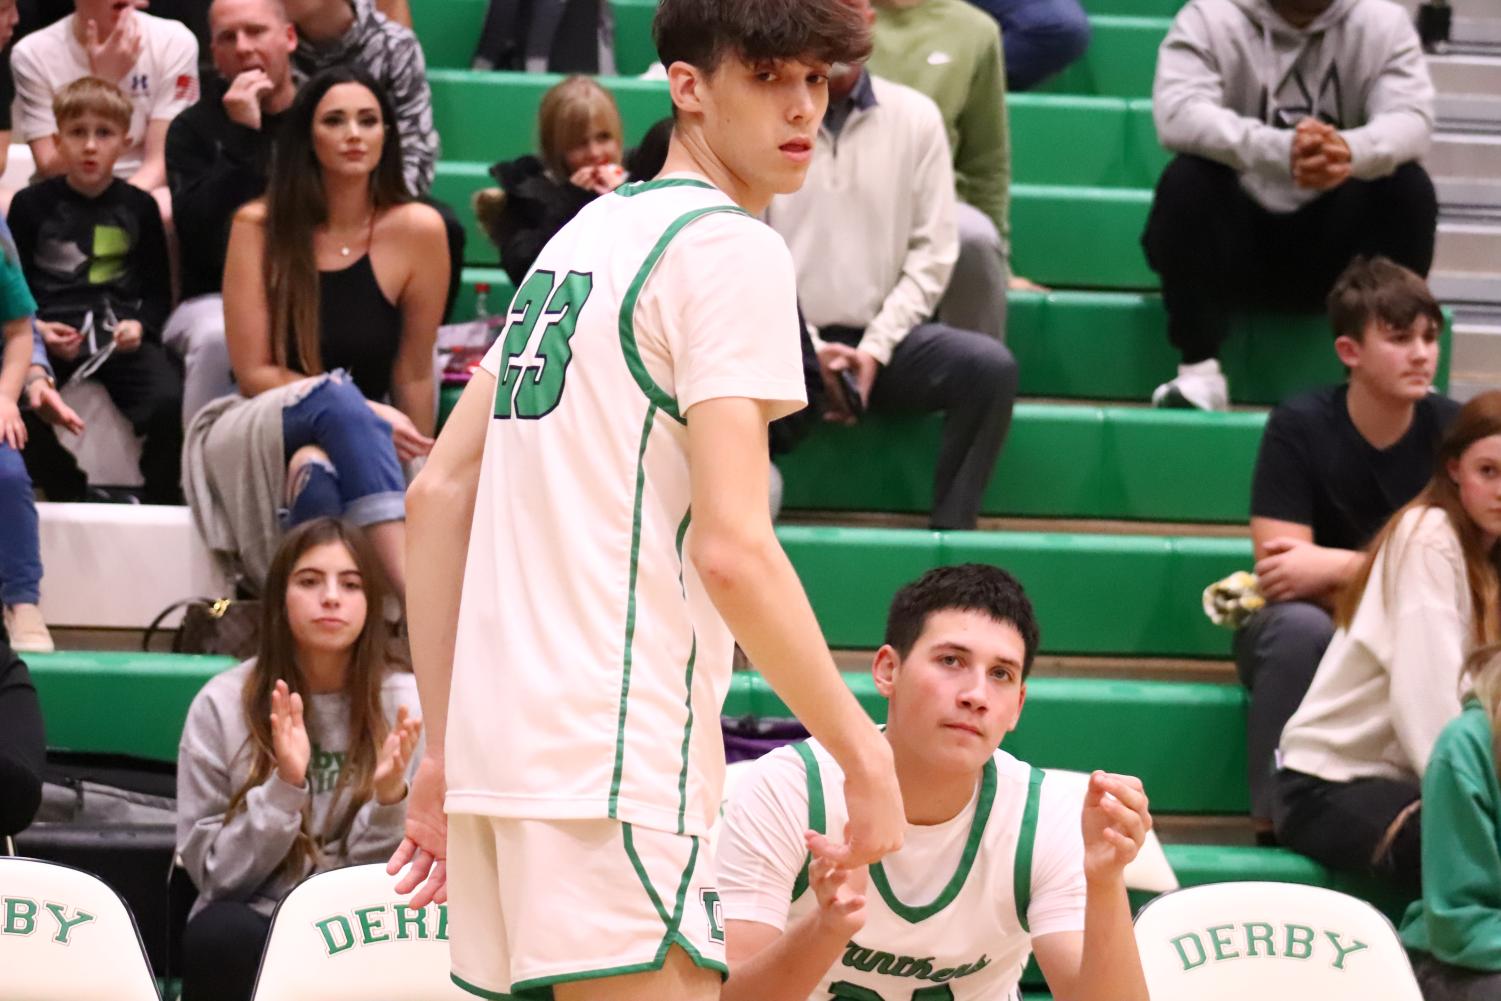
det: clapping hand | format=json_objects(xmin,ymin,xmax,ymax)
[
  {"xmin": 374, "ymin": 706, "xmax": 423, "ymax": 805},
  {"xmin": 270, "ymin": 680, "xmax": 312, "ymax": 788}
]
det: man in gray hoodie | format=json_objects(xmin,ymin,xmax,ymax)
[{"xmin": 1141, "ymin": 0, "xmax": 1436, "ymax": 411}]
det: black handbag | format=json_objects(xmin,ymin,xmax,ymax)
[{"xmin": 142, "ymin": 598, "xmax": 262, "ymax": 660}]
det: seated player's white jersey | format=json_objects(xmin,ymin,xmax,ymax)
[
  {"xmin": 446, "ymin": 175, "xmax": 807, "ymax": 837},
  {"xmin": 716, "ymin": 740, "xmax": 1088, "ymax": 1001}
]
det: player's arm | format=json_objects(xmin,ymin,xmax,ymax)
[
  {"xmin": 1030, "ymin": 773, "xmax": 1151, "ymax": 1001},
  {"xmin": 724, "ymin": 859, "xmax": 866, "ymax": 1001},
  {"xmin": 387, "ymin": 368, "xmax": 493, "ymax": 906},
  {"xmin": 686, "ymin": 397, "xmax": 902, "ymax": 865}
]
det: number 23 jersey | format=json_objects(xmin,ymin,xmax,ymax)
[
  {"xmin": 716, "ymin": 741, "xmax": 1089, "ymax": 1001},
  {"xmin": 447, "ymin": 176, "xmax": 807, "ymax": 837}
]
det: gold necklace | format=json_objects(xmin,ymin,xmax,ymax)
[{"xmin": 328, "ymin": 213, "xmax": 373, "ymax": 257}]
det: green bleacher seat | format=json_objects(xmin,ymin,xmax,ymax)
[
  {"xmin": 1083, "ymin": 0, "xmax": 1183, "ymax": 17},
  {"xmin": 775, "ymin": 404, "xmax": 1264, "ymax": 523},
  {"xmin": 1033, "ymin": 16, "xmax": 1167, "ymax": 98}
]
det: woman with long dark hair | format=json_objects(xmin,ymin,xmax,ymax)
[
  {"xmin": 186, "ymin": 65, "xmax": 449, "ymax": 596},
  {"xmin": 1275, "ymin": 390, "xmax": 1501, "ymax": 891},
  {"xmin": 176, "ymin": 517, "xmax": 423, "ymax": 1001}
]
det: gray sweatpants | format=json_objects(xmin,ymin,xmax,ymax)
[
  {"xmin": 162, "ymin": 294, "xmax": 236, "ymax": 428},
  {"xmin": 939, "ymin": 202, "xmax": 1008, "ymax": 342}
]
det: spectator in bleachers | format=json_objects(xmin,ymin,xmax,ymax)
[
  {"xmin": 868, "ymin": 0, "xmax": 1012, "ymax": 342},
  {"xmin": 1273, "ymin": 390, "xmax": 1501, "ymax": 891},
  {"xmin": 766, "ymin": 0, "xmax": 1018, "ymax": 532},
  {"xmin": 165, "ymin": 0, "xmax": 298, "ymax": 425},
  {"xmin": 1399, "ymin": 642, "xmax": 1501, "ymax": 1000},
  {"xmin": 11, "ymin": 77, "xmax": 183, "ymax": 506},
  {"xmin": 1143, "ymin": 0, "xmax": 1437, "ymax": 411},
  {"xmin": 471, "ymin": 0, "xmax": 615, "ymax": 74},
  {"xmin": 1237, "ymin": 257, "xmax": 1458, "ymax": 840},
  {"xmin": 285, "ymin": 0, "xmax": 465, "ymax": 316},
  {"xmin": 185, "ymin": 66, "xmax": 446, "ymax": 595},
  {"xmin": 478, "ymin": 75, "xmax": 630, "ymax": 286},
  {"xmin": 0, "ymin": 635, "xmax": 45, "ymax": 837},
  {"xmin": 12, "ymin": 0, "xmax": 200, "ymax": 217},
  {"xmin": 176, "ymin": 517, "xmax": 422, "ymax": 1001},
  {"xmin": 966, "ymin": 0, "xmax": 1091, "ymax": 92}
]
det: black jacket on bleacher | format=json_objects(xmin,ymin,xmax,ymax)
[
  {"xmin": 166, "ymin": 75, "xmax": 287, "ymax": 303},
  {"xmin": 0, "ymin": 637, "xmax": 45, "ymax": 836}
]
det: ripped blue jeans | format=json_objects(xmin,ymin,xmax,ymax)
[{"xmin": 279, "ymin": 373, "xmax": 406, "ymax": 529}]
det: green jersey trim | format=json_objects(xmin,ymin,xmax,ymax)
[
  {"xmin": 616, "ymin": 178, "xmax": 717, "ymax": 197},
  {"xmin": 1012, "ymin": 767, "xmax": 1045, "ymax": 931},
  {"xmin": 608, "ymin": 405, "xmax": 660, "ymax": 817},
  {"xmin": 673, "ymin": 507, "xmax": 697, "ymax": 835},
  {"xmin": 790, "ymin": 741, "xmax": 827, "ymax": 901},
  {"xmin": 617, "ymin": 205, "xmax": 751, "ymax": 425},
  {"xmin": 869, "ymin": 757, "xmax": 998, "ymax": 924}
]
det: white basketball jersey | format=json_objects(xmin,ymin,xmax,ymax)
[
  {"xmin": 787, "ymin": 741, "xmax": 1043, "ymax": 1001},
  {"xmin": 446, "ymin": 175, "xmax": 807, "ymax": 838}
]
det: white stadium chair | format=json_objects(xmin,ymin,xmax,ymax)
[
  {"xmin": 0, "ymin": 856, "xmax": 160, "ymax": 1001},
  {"xmin": 1133, "ymin": 881, "xmax": 1422, "ymax": 1001},
  {"xmin": 251, "ymin": 863, "xmax": 470, "ymax": 1001}
]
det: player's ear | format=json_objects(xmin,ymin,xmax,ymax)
[
  {"xmin": 667, "ymin": 61, "xmax": 707, "ymax": 116},
  {"xmin": 1333, "ymin": 333, "xmax": 1362, "ymax": 370},
  {"xmin": 872, "ymin": 645, "xmax": 898, "ymax": 698}
]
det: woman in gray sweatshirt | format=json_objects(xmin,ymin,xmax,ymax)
[{"xmin": 175, "ymin": 517, "xmax": 423, "ymax": 1001}]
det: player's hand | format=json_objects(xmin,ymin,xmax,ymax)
[
  {"xmin": 85, "ymin": 9, "xmax": 143, "ymax": 84},
  {"xmin": 223, "ymin": 69, "xmax": 275, "ymax": 131},
  {"xmin": 374, "ymin": 706, "xmax": 422, "ymax": 805},
  {"xmin": 367, "ymin": 400, "xmax": 435, "ymax": 462},
  {"xmin": 810, "ymin": 748, "xmax": 903, "ymax": 867},
  {"xmin": 25, "ymin": 375, "xmax": 85, "ymax": 435},
  {"xmin": 39, "ymin": 321, "xmax": 83, "ymax": 362},
  {"xmin": 270, "ymin": 680, "xmax": 311, "ymax": 788},
  {"xmin": 1081, "ymin": 771, "xmax": 1151, "ymax": 883},
  {"xmin": 113, "ymin": 320, "xmax": 143, "ymax": 353},
  {"xmin": 0, "ymin": 397, "xmax": 25, "ymax": 450},
  {"xmin": 816, "ymin": 343, "xmax": 880, "ymax": 425},
  {"xmin": 805, "ymin": 831, "xmax": 869, "ymax": 938},
  {"xmin": 390, "ymin": 754, "xmax": 448, "ymax": 908},
  {"xmin": 1255, "ymin": 537, "xmax": 1350, "ymax": 603}
]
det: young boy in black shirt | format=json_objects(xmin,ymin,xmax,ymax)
[
  {"xmin": 10, "ymin": 76, "xmax": 181, "ymax": 504},
  {"xmin": 1238, "ymin": 256, "xmax": 1460, "ymax": 834}
]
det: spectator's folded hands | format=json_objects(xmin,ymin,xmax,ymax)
[
  {"xmin": 25, "ymin": 374, "xmax": 85, "ymax": 435},
  {"xmin": 1254, "ymin": 536, "xmax": 1351, "ymax": 603},
  {"xmin": 816, "ymin": 342, "xmax": 880, "ymax": 425},
  {"xmin": 1290, "ymin": 119, "xmax": 1351, "ymax": 191},
  {"xmin": 38, "ymin": 321, "xmax": 82, "ymax": 362},
  {"xmin": 0, "ymin": 396, "xmax": 25, "ymax": 450},
  {"xmin": 113, "ymin": 320, "xmax": 143, "ymax": 353}
]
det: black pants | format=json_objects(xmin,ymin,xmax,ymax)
[
  {"xmin": 0, "ymin": 642, "xmax": 46, "ymax": 836},
  {"xmin": 1273, "ymin": 767, "xmax": 1421, "ymax": 894},
  {"xmin": 34, "ymin": 341, "xmax": 184, "ymax": 504},
  {"xmin": 1233, "ymin": 601, "xmax": 1336, "ymax": 823},
  {"xmin": 180, "ymin": 901, "xmax": 273, "ymax": 1001},
  {"xmin": 1141, "ymin": 154, "xmax": 1438, "ymax": 364},
  {"xmin": 1412, "ymin": 953, "xmax": 1501, "ymax": 1001},
  {"xmin": 826, "ymin": 322, "xmax": 1019, "ymax": 530}
]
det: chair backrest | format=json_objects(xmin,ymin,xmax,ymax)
[
  {"xmin": 1134, "ymin": 881, "xmax": 1422, "ymax": 1001},
  {"xmin": 251, "ymin": 863, "xmax": 470, "ymax": 1001},
  {"xmin": 0, "ymin": 856, "xmax": 160, "ymax": 1001}
]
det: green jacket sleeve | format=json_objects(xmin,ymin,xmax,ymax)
[{"xmin": 953, "ymin": 32, "xmax": 1011, "ymax": 244}]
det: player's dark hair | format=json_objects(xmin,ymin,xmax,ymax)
[
  {"xmin": 1327, "ymin": 255, "xmax": 1443, "ymax": 345},
  {"xmin": 653, "ymin": 0, "xmax": 873, "ymax": 75},
  {"xmin": 884, "ymin": 565, "xmax": 1041, "ymax": 678}
]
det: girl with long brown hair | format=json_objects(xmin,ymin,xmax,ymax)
[
  {"xmin": 1275, "ymin": 390, "xmax": 1501, "ymax": 891},
  {"xmin": 175, "ymin": 518, "xmax": 423, "ymax": 1001},
  {"xmin": 189, "ymin": 65, "xmax": 448, "ymax": 596}
]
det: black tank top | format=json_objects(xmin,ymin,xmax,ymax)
[{"xmin": 288, "ymin": 254, "xmax": 403, "ymax": 402}]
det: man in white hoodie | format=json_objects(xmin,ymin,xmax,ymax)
[{"xmin": 1141, "ymin": 0, "xmax": 1436, "ymax": 411}]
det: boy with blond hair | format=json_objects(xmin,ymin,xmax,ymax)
[{"xmin": 10, "ymin": 76, "xmax": 181, "ymax": 505}]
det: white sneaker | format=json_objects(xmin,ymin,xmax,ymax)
[
  {"xmin": 1152, "ymin": 359, "xmax": 1229, "ymax": 411},
  {"xmin": 4, "ymin": 603, "xmax": 55, "ymax": 653}
]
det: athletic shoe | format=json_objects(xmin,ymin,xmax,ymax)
[
  {"xmin": 4, "ymin": 603, "xmax": 55, "ymax": 653},
  {"xmin": 1152, "ymin": 359, "xmax": 1229, "ymax": 411}
]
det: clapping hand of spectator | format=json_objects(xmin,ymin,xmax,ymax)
[
  {"xmin": 373, "ymin": 706, "xmax": 423, "ymax": 805},
  {"xmin": 38, "ymin": 321, "xmax": 83, "ymax": 362},
  {"xmin": 816, "ymin": 342, "xmax": 880, "ymax": 425},
  {"xmin": 25, "ymin": 372, "xmax": 85, "ymax": 435},
  {"xmin": 367, "ymin": 400, "xmax": 435, "ymax": 462},
  {"xmin": 1291, "ymin": 118, "xmax": 1351, "ymax": 191},
  {"xmin": 0, "ymin": 394, "xmax": 24, "ymax": 450},
  {"xmin": 569, "ymin": 163, "xmax": 628, "ymax": 196},
  {"xmin": 1255, "ymin": 536, "xmax": 1354, "ymax": 603},
  {"xmin": 85, "ymin": 8, "xmax": 144, "ymax": 84},
  {"xmin": 113, "ymin": 320, "xmax": 143, "ymax": 354},
  {"xmin": 270, "ymin": 680, "xmax": 311, "ymax": 788},
  {"xmin": 224, "ymin": 69, "xmax": 275, "ymax": 131}
]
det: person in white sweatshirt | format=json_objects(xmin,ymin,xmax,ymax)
[
  {"xmin": 175, "ymin": 517, "xmax": 423, "ymax": 1001},
  {"xmin": 1141, "ymin": 0, "xmax": 1437, "ymax": 412},
  {"xmin": 1274, "ymin": 390, "xmax": 1501, "ymax": 892}
]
